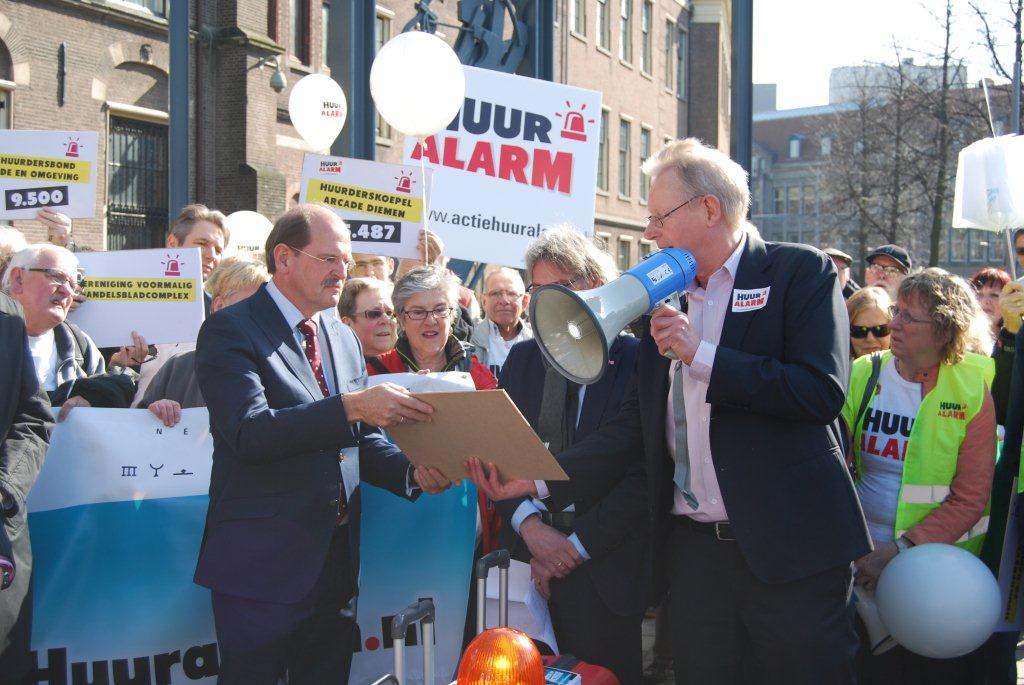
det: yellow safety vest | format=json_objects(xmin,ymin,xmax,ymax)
[{"xmin": 843, "ymin": 351, "xmax": 994, "ymax": 555}]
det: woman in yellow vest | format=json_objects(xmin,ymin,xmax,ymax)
[{"xmin": 843, "ymin": 268, "xmax": 996, "ymax": 683}]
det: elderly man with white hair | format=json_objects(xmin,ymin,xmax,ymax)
[
  {"xmin": 3, "ymin": 244, "xmax": 140, "ymax": 418},
  {"xmin": 470, "ymin": 266, "xmax": 532, "ymax": 377}
]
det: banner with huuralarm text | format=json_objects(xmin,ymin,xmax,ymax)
[
  {"xmin": 403, "ymin": 66, "xmax": 601, "ymax": 268},
  {"xmin": 300, "ymin": 154, "xmax": 429, "ymax": 260},
  {"xmin": 25, "ymin": 408, "xmax": 475, "ymax": 685},
  {"xmin": 0, "ymin": 130, "xmax": 98, "ymax": 219}
]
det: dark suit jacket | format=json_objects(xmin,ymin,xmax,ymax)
[
  {"xmin": 0, "ymin": 293, "xmax": 52, "ymax": 646},
  {"xmin": 194, "ymin": 284, "xmax": 415, "ymax": 604},
  {"xmin": 495, "ymin": 335, "xmax": 646, "ymax": 616},
  {"xmin": 546, "ymin": 234, "xmax": 870, "ymax": 598}
]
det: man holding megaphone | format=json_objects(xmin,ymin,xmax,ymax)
[{"xmin": 469, "ymin": 138, "xmax": 870, "ymax": 684}]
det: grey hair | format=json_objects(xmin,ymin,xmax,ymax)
[
  {"xmin": 2, "ymin": 244, "xmax": 78, "ymax": 293},
  {"xmin": 392, "ymin": 265, "xmax": 461, "ymax": 315},
  {"xmin": 0, "ymin": 227, "xmax": 28, "ymax": 283},
  {"xmin": 338, "ymin": 277, "xmax": 394, "ymax": 318},
  {"xmin": 641, "ymin": 137, "xmax": 750, "ymax": 226},
  {"xmin": 524, "ymin": 225, "xmax": 619, "ymax": 287},
  {"xmin": 483, "ymin": 266, "xmax": 526, "ymax": 292}
]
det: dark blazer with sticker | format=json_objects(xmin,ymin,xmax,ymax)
[
  {"xmin": 194, "ymin": 284, "xmax": 414, "ymax": 604},
  {"xmin": 545, "ymin": 233, "xmax": 871, "ymax": 598}
]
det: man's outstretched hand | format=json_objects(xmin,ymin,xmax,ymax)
[{"xmin": 464, "ymin": 457, "xmax": 538, "ymax": 501}]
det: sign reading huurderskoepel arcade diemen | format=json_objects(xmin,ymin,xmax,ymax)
[
  {"xmin": 402, "ymin": 66, "xmax": 601, "ymax": 268},
  {"xmin": 299, "ymin": 155, "xmax": 429, "ymax": 260},
  {"xmin": 68, "ymin": 247, "xmax": 205, "ymax": 348},
  {"xmin": 0, "ymin": 130, "xmax": 98, "ymax": 220}
]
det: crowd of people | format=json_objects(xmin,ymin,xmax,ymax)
[{"xmin": 0, "ymin": 136, "xmax": 1023, "ymax": 685}]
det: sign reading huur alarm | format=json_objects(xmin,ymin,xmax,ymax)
[
  {"xmin": 299, "ymin": 154, "xmax": 430, "ymax": 260},
  {"xmin": 0, "ymin": 130, "xmax": 98, "ymax": 219}
]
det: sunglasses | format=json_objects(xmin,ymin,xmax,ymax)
[
  {"xmin": 356, "ymin": 307, "xmax": 395, "ymax": 321},
  {"xmin": 851, "ymin": 324, "xmax": 891, "ymax": 339},
  {"xmin": 1016, "ymin": 247, "xmax": 1024, "ymax": 256}
]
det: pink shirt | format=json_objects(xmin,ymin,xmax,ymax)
[{"xmin": 666, "ymin": 236, "xmax": 746, "ymax": 522}]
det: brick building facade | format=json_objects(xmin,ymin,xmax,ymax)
[{"xmin": 2, "ymin": 0, "xmax": 731, "ymax": 271}]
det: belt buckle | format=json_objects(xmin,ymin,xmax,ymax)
[{"xmin": 714, "ymin": 522, "xmax": 734, "ymax": 541}]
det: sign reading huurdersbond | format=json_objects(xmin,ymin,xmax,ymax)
[
  {"xmin": 0, "ymin": 130, "xmax": 98, "ymax": 219},
  {"xmin": 68, "ymin": 247, "xmax": 205, "ymax": 347},
  {"xmin": 403, "ymin": 66, "xmax": 601, "ymax": 268},
  {"xmin": 299, "ymin": 154, "xmax": 428, "ymax": 260}
]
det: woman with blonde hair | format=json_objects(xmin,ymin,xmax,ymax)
[{"xmin": 846, "ymin": 286, "xmax": 893, "ymax": 359}]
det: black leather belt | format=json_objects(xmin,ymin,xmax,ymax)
[
  {"xmin": 540, "ymin": 510, "xmax": 576, "ymax": 532},
  {"xmin": 674, "ymin": 515, "xmax": 736, "ymax": 541}
]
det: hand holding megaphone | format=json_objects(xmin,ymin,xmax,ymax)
[{"xmin": 650, "ymin": 301, "xmax": 701, "ymax": 364}]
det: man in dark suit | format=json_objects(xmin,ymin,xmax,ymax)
[
  {"xmin": 493, "ymin": 227, "xmax": 644, "ymax": 683},
  {"xmin": 472, "ymin": 138, "xmax": 870, "ymax": 684},
  {"xmin": 0, "ymin": 292, "xmax": 53, "ymax": 683},
  {"xmin": 195, "ymin": 204, "xmax": 450, "ymax": 685}
]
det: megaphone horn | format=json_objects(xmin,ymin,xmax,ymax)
[
  {"xmin": 529, "ymin": 248, "xmax": 697, "ymax": 384},
  {"xmin": 853, "ymin": 586, "xmax": 898, "ymax": 655}
]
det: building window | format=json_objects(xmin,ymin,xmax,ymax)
[
  {"xmin": 788, "ymin": 136, "xmax": 801, "ymax": 159},
  {"xmin": 618, "ymin": 118, "xmax": 631, "ymax": 197},
  {"xmin": 639, "ymin": 240, "xmax": 652, "ymax": 260},
  {"xmin": 107, "ymin": 116, "xmax": 169, "ymax": 250},
  {"xmin": 268, "ymin": 0, "xmax": 279, "ymax": 40},
  {"xmin": 375, "ymin": 13, "xmax": 392, "ymax": 141},
  {"xmin": 619, "ymin": 0, "xmax": 633, "ymax": 63},
  {"xmin": 820, "ymin": 135, "xmax": 832, "ymax": 156},
  {"xmin": 117, "ymin": 0, "xmax": 166, "ymax": 16},
  {"xmin": 663, "ymin": 20, "xmax": 674, "ymax": 89},
  {"xmin": 802, "ymin": 186, "xmax": 814, "ymax": 215},
  {"xmin": 773, "ymin": 187, "xmax": 784, "ymax": 214},
  {"xmin": 598, "ymin": 109, "xmax": 610, "ymax": 191},
  {"xmin": 291, "ymin": 0, "xmax": 311, "ymax": 64},
  {"xmin": 640, "ymin": 1, "xmax": 652, "ymax": 73},
  {"xmin": 0, "ymin": 89, "xmax": 10, "ymax": 130},
  {"xmin": 571, "ymin": 0, "xmax": 586, "ymax": 35},
  {"xmin": 676, "ymin": 26, "xmax": 687, "ymax": 97},
  {"xmin": 596, "ymin": 0, "xmax": 611, "ymax": 50},
  {"xmin": 787, "ymin": 186, "xmax": 800, "ymax": 215},
  {"xmin": 639, "ymin": 127, "xmax": 651, "ymax": 202},
  {"xmin": 618, "ymin": 237, "xmax": 632, "ymax": 270},
  {"xmin": 970, "ymin": 230, "xmax": 989, "ymax": 262},
  {"xmin": 321, "ymin": 1, "xmax": 330, "ymax": 65}
]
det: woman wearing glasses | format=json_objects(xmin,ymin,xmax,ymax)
[
  {"xmin": 842, "ymin": 269, "xmax": 996, "ymax": 682},
  {"xmin": 846, "ymin": 287, "xmax": 893, "ymax": 359},
  {"xmin": 338, "ymin": 277, "xmax": 399, "ymax": 371}
]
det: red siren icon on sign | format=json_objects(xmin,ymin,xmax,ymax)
[
  {"xmin": 65, "ymin": 138, "xmax": 80, "ymax": 158},
  {"xmin": 395, "ymin": 172, "xmax": 413, "ymax": 193},
  {"xmin": 162, "ymin": 254, "xmax": 182, "ymax": 277},
  {"xmin": 556, "ymin": 101, "xmax": 594, "ymax": 142}
]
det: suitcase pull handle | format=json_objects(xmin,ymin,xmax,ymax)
[
  {"xmin": 391, "ymin": 599, "xmax": 435, "ymax": 685},
  {"xmin": 475, "ymin": 549, "xmax": 511, "ymax": 634}
]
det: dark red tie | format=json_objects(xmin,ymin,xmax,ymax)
[
  {"xmin": 297, "ymin": 319, "xmax": 347, "ymax": 524},
  {"xmin": 297, "ymin": 319, "xmax": 330, "ymax": 398}
]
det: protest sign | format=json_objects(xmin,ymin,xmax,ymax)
[
  {"xmin": 0, "ymin": 130, "xmax": 98, "ymax": 219},
  {"xmin": 69, "ymin": 247, "xmax": 205, "ymax": 347},
  {"xmin": 403, "ymin": 66, "xmax": 601, "ymax": 267},
  {"xmin": 27, "ymin": 408, "xmax": 475, "ymax": 685},
  {"xmin": 300, "ymin": 154, "xmax": 428, "ymax": 260}
]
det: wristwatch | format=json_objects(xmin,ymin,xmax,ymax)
[{"xmin": 895, "ymin": 536, "xmax": 913, "ymax": 553}]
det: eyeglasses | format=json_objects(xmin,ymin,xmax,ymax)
[
  {"xmin": 356, "ymin": 307, "xmax": 395, "ymax": 321},
  {"xmin": 485, "ymin": 289, "xmax": 525, "ymax": 300},
  {"xmin": 645, "ymin": 194, "xmax": 704, "ymax": 229},
  {"xmin": 402, "ymin": 305, "xmax": 454, "ymax": 321},
  {"xmin": 291, "ymin": 247, "xmax": 354, "ymax": 272},
  {"xmin": 866, "ymin": 263, "xmax": 907, "ymax": 278},
  {"xmin": 526, "ymin": 275, "xmax": 586, "ymax": 294},
  {"xmin": 851, "ymin": 323, "xmax": 891, "ymax": 339},
  {"xmin": 1015, "ymin": 247, "xmax": 1024, "ymax": 256},
  {"xmin": 888, "ymin": 305, "xmax": 932, "ymax": 326},
  {"xmin": 27, "ymin": 267, "xmax": 84, "ymax": 290}
]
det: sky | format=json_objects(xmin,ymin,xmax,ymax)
[{"xmin": 752, "ymin": 0, "xmax": 1017, "ymax": 110}]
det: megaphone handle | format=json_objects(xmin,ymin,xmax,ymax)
[{"xmin": 660, "ymin": 292, "xmax": 681, "ymax": 361}]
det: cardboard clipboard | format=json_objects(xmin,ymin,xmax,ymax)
[{"xmin": 385, "ymin": 390, "xmax": 569, "ymax": 482}]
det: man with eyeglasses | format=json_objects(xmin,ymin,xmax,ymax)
[
  {"xmin": 864, "ymin": 245, "xmax": 912, "ymax": 300},
  {"xmin": 470, "ymin": 138, "xmax": 868, "ymax": 684},
  {"xmin": 470, "ymin": 267, "xmax": 533, "ymax": 377},
  {"xmin": 193, "ymin": 204, "xmax": 453, "ymax": 685},
  {"xmin": 1, "ymin": 244, "xmax": 140, "ymax": 418}
]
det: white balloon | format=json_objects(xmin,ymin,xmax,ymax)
[
  {"xmin": 875, "ymin": 543, "xmax": 1001, "ymax": 658},
  {"xmin": 369, "ymin": 31, "xmax": 466, "ymax": 138},
  {"xmin": 288, "ymin": 74, "xmax": 348, "ymax": 150},
  {"xmin": 223, "ymin": 211, "xmax": 274, "ymax": 260}
]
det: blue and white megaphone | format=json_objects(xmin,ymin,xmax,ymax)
[{"xmin": 529, "ymin": 248, "xmax": 697, "ymax": 384}]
